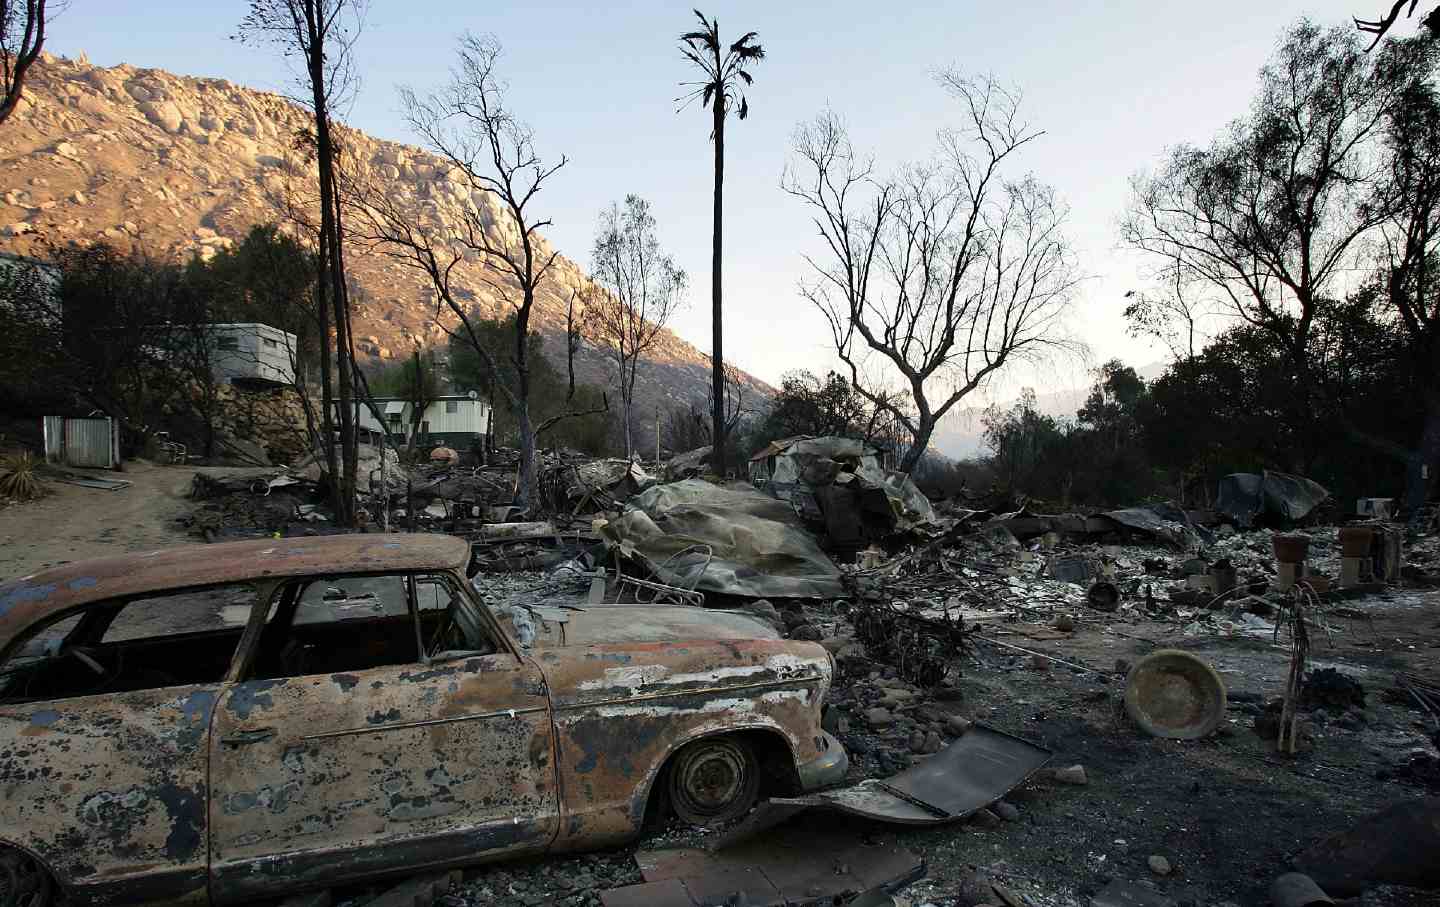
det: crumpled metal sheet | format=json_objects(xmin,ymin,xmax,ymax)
[
  {"xmin": 760, "ymin": 436, "xmax": 942, "ymax": 535},
  {"xmin": 1217, "ymin": 471, "xmax": 1329, "ymax": 528},
  {"xmin": 567, "ymin": 459, "xmax": 655, "ymax": 499},
  {"xmin": 601, "ymin": 480, "xmax": 844, "ymax": 599},
  {"xmin": 707, "ymin": 724, "xmax": 1051, "ymax": 849},
  {"xmin": 1101, "ymin": 503, "xmax": 1203, "ymax": 547}
]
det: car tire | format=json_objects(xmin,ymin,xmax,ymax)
[
  {"xmin": 0, "ymin": 846, "xmax": 54, "ymax": 907},
  {"xmin": 667, "ymin": 735, "xmax": 760, "ymax": 827}
]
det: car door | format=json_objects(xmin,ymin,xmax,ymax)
[
  {"xmin": 0, "ymin": 583, "xmax": 262, "ymax": 906},
  {"xmin": 207, "ymin": 572, "xmax": 558, "ymax": 903}
]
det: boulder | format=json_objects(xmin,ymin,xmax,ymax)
[
  {"xmin": 75, "ymin": 94, "xmax": 111, "ymax": 117},
  {"xmin": 139, "ymin": 99, "xmax": 183, "ymax": 133},
  {"xmin": 83, "ymin": 69, "xmax": 121, "ymax": 94}
]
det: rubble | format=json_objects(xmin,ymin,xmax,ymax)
[
  {"xmin": 750, "ymin": 436, "xmax": 943, "ymax": 545},
  {"xmin": 662, "ymin": 445, "xmax": 712, "ymax": 481},
  {"xmin": 544, "ymin": 457, "xmax": 655, "ymax": 515},
  {"xmin": 157, "ymin": 439, "xmax": 1440, "ymax": 906}
]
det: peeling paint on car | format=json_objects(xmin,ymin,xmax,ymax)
[
  {"xmin": 0, "ymin": 582, "xmax": 57, "ymax": 619},
  {"xmin": 227, "ymin": 679, "xmax": 283, "ymax": 720}
]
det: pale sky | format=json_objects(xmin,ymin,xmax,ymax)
[{"xmin": 45, "ymin": 0, "xmax": 1414, "ymax": 434}]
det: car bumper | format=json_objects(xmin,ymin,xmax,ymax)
[{"xmin": 797, "ymin": 732, "xmax": 849, "ymax": 790}]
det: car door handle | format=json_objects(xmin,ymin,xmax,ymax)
[{"xmin": 220, "ymin": 727, "xmax": 277, "ymax": 746}]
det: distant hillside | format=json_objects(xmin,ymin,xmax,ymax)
[{"xmin": 0, "ymin": 53, "xmax": 772, "ymax": 447}]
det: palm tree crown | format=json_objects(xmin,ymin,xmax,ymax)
[{"xmin": 679, "ymin": 9, "xmax": 765, "ymax": 127}]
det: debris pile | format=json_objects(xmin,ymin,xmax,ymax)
[{"xmin": 166, "ymin": 439, "xmax": 1440, "ymax": 907}]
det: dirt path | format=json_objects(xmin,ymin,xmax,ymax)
[{"xmin": 0, "ymin": 460, "xmax": 266, "ymax": 580}]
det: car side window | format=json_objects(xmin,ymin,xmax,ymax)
[
  {"xmin": 102, "ymin": 584, "xmax": 259, "ymax": 642},
  {"xmin": 249, "ymin": 572, "xmax": 494, "ymax": 681},
  {"xmin": 0, "ymin": 584, "xmax": 256, "ymax": 704},
  {"xmin": 293, "ymin": 575, "xmax": 408, "ymax": 625}
]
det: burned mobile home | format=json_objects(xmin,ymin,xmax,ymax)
[{"xmin": 0, "ymin": 534, "xmax": 845, "ymax": 905}]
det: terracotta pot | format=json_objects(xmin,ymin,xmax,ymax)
[
  {"xmin": 1338, "ymin": 526, "xmax": 1373, "ymax": 558},
  {"xmin": 1273, "ymin": 534, "xmax": 1311, "ymax": 564}
]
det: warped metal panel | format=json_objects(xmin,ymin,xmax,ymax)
[{"xmin": 708, "ymin": 723, "xmax": 1051, "ymax": 850}]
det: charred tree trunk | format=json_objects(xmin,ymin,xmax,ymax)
[
  {"xmin": 710, "ymin": 99, "xmax": 726, "ymax": 477},
  {"xmin": 899, "ymin": 414, "xmax": 935, "ymax": 474},
  {"xmin": 514, "ymin": 293, "xmax": 539, "ymax": 511},
  {"xmin": 305, "ymin": 6, "xmax": 356, "ymax": 526}
]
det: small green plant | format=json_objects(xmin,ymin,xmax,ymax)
[{"xmin": 0, "ymin": 451, "xmax": 43, "ymax": 502}]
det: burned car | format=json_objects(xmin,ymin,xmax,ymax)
[{"xmin": 0, "ymin": 534, "xmax": 845, "ymax": 905}]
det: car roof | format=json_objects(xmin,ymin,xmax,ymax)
[{"xmin": 0, "ymin": 534, "xmax": 472, "ymax": 649}]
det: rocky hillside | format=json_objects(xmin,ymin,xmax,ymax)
[{"xmin": 0, "ymin": 53, "xmax": 770, "ymax": 447}]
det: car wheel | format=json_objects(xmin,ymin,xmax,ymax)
[
  {"xmin": 0, "ymin": 847, "xmax": 54, "ymax": 907},
  {"xmin": 667, "ymin": 736, "xmax": 759, "ymax": 827}
]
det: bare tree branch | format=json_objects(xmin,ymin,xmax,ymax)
[
  {"xmin": 347, "ymin": 33, "xmax": 565, "ymax": 509},
  {"xmin": 784, "ymin": 74, "xmax": 1082, "ymax": 473},
  {"xmin": 585, "ymin": 195, "xmax": 687, "ymax": 459}
]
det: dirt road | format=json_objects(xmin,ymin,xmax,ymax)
[{"xmin": 0, "ymin": 460, "xmax": 264, "ymax": 580}]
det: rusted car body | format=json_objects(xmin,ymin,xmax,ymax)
[{"xmin": 0, "ymin": 535, "xmax": 846, "ymax": 905}]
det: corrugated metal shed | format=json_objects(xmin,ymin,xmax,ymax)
[{"xmin": 42, "ymin": 416, "xmax": 118, "ymax": 469}]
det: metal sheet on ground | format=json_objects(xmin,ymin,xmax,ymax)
[
  {"xmin": 53, "ymin": 475, "xmax": 132, "ymax": 491},
  {"xmin": 879, "ymin": 723, "xmax": 1052, "ymax": 818},
  {"xmin": 708, "ymin": 724, "xmax": 1051, "ymax": 849}
]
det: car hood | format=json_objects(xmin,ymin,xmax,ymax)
[{"xmin": 515, "ymin": 604, "xmax": 780, "ymax": 648}]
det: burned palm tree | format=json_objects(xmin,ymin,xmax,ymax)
[{"xmin": 678, "ymin": 10, "xmax": 763, "ymax": 477}]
